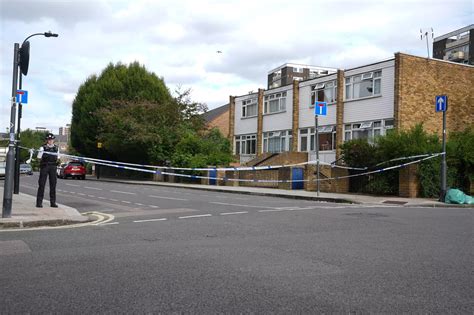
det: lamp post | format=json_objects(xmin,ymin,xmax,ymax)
[
  {"xmin": 2, "ymin": 31, "xmax": 58, "ymax": 218},
  {"xmin": 13, "ymin": 32, "xmax": 58, "ymax": 195}
]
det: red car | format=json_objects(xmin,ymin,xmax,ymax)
[{"xmin": 58, "ymin": 161, "xmax": 86, "ymax": 180}]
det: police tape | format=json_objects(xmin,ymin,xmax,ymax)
[
  {"xmin": 19, "ymin": 145, "xmax": 367, "ymax": 171},
  {"xmin": 20, "ymin": 145, "xmax": 443, "ymax": 184}
]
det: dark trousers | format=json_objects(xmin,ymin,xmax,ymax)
[{"xmin": 36, "ymin": 164, "xmax": 57, "ymax": 206}]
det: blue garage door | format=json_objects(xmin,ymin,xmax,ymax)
[{"xmin": 292, "ymin": 168, "xmax": 304, "ymax": 189}]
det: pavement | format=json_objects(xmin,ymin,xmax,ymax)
[
  {"xmin": 89, "ymin": 177, "xmax": 473, "ymax": 208},
  {"xmin": 0, "ymin": 185, "xmax": 90, "ymax": 228},
  {"xmin": 0, "ymin": 175, "xmax": 471, "ymax": 229}
]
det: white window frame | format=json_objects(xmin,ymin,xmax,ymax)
[
  {"xmin": 299, "ymin": 126, "xmax": 336, "ymax": 152},
  {"xmin": 311, "ymin": 80, "xmax": 337, "ymax": 105},
  {"xmin": 241, "ymin": 98, "xmax": 257, "ymax": 118},
  {"xmin": 264, "ymin": 92, "xmax": 287, "ymax": 114},
  {"xmin": 343, "ymin": 119, "xmax": 393, "ymax": 143},
  {"xmin": 235, "ymin": 134, "xmax": 257, "ymax": 155},
  {"xmin": 263, "ymin": 130, "xmax": 292, "ymax": 153},
  {"xmin": 345, "ymin": 70, "xmax": 382, "ymax": 100}
]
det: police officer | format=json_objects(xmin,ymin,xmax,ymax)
[{"xmin": 36, "ymin": 133, "xmax": 59, "ymax": 208}]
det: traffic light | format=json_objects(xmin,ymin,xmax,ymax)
[{"xmin": 19, "ymin": 41, "xmax": 30, "ymax": 76}]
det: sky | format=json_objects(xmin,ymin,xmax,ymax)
[{"xmin": 0, "ymin": 0, "xmax": 472, "ymax": 134}]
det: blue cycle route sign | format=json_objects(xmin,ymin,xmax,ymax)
[
  {"xmin": 314, "ymin": 101, "xmax": 327, "ymax": 116},
  {"xmin": 16, "ymin": 90, "xmax": 28, "ymax": 104},
  {"xmin": 435, "ymin": 95, "xmax": 447, "ymax": 112}
]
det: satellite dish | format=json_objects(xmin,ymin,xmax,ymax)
[{"xmin": 19, "ymin": 41, "xmax": 30, "ymax": 76}]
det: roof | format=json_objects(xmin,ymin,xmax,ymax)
[
  {"xmin": 434, "ymin": 24, "xmax": 474, "ymax": 41},
  {"xmin": 202, "ymin": 104, "xmax": 229, "ymax": 123}
]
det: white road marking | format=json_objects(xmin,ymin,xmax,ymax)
[
  {"xmin": 179, "ymin": 214, "xmax": 212, "ymax": 219},
  {"xmin": 121, "ymin": 201, "xmax": 131, "ymax": 204},
  {"xmin": 87, "ymin": 195, "xmax": 95, "ymax": 198},
  {"xmin": 220, "ymin": 211, "xmax": 249, "ymax": 216},
  {"xmin": 77, "ymin": 193, "xmax": 86, "ymax": 196},
  {"xmin": 100, "ymin": 222, "xmax": 119, "ymax": 226},
  {"xmin": 65, "ymin": 183, "xmax": 80, "ymax": 187},
  {"xmin": 69, "ymin": 191, "xmax": 76, "ymax": 194},
  {"xmin": 84, "ymin": 186, "xmax": 102, "ymax": 190},
  {"xmin": 111, "ymin": 190, "xmax": 136, "ymax": 195},
  {"xmin": 133, "ymin": 218, "xmax": 167, "ymax": 223},
  {"xmin": 134, "ymin": 203, "xmax": 144, "ymax": 206},
  {"xmin": 210, "ymin": 202, "xmax": 275, "ymax": 209},
  {"xmin": 98, "ymin": 197, "xmax": 107, "ymax": 200},
  {"xmin": 148, "ymin": 205, "xmax": 159, "ymax": 208},
  {"xmin": 258, "ymin": 209, "xmax": 287, "ymax": 213},
  {"xmin": 109, "ymin": 199, "xmax": 118, "ymax": 202},
  {"xmin": 148, "ymin": 195, "xmax": 188, "ymax": 201}
]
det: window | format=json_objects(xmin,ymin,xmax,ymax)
[
  {"xmin": 299, "ymin": 126, "xmax": 336, "ymax": 152},
  {"xmin": 242, "ymin": 98, "xmax": 257, "ymax": 118},
  {"xmin": 311, "ymin": 80, "xmax": 337, "ymax": 104},
  {"xmin": 264, "ymin": 92, "xmax": 287, "ymax": 114},
  {"xmin": 293, "ymin": 67, "xmax": 303, "ymax": 73},
  {"xmin": 263, "ymin": 130, "xmax": 292, "ymax": 153},
  {"xmin": 345, "ymin": 70, "xmax": 382, "ymax": 100},
  {"xmin": 343, "ymin": 119, "xmax": 392, "ymax": 143},
  {"xmin": 235, "ymin": 134, "xmax": 256, "ymax": 155}
]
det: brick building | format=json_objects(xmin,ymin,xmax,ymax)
[
  {"xmin": 202, "ymin": 103, "xmax": 230, "ymax": 137},
  {"xmin": 226, "ymin": 53, "xmax": 473, "ymax": 196}
]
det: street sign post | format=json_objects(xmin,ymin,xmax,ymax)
[
  {"xmin": 314, "ymin": 101, "xmax": 327, "ymax": 197},
  {"xmin": 436, "ymin": 95, "xmax": 448, "ymax": 202}
]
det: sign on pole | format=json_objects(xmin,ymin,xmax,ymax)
[
  {"xmin": 16, "ymin": 90, "xmax": 28, "ymax": 104},
  {"xmin": 97, "ymin": 142, "xmax": 102, "ymax": 149},
  {"xmin": 314, "ymin": 101, "xmax": 327, "ymax": 116},
  {"xmin": 435, "ymin": 95, "xmax": 447, "ymax": 112}
]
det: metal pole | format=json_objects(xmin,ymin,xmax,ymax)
[
  {"xmin": 14, "ymin": 74, "xmax": 23, "ymax": 194},
  {"xmin": 440, "ymin": 110, "xmax": 447, "ymax": 201},
  {"xmin": 315, "ymin": 115, "xmax": 320, "ymax": 196},
  {"xmin": 426, "ymin": 36, "xmax": 430, "ymax": 58},
  {"xmin": 2, "ymin": 43, "xmax": 19, "ymax": 218}
]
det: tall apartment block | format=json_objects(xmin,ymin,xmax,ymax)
[
  {"xmin": 267, "ymin": 63, "xmax": 337, "ymax": 89},
  {"xmin": 433, "ymin": 24, "xmax": 473, "ymax": 65}
]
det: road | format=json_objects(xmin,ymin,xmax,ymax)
[{"xmin": 1, "ymin": 174, "xmax": 473, "ymax": 313}]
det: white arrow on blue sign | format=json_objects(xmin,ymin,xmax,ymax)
[
  {"xmin": 16, "ymin": 90, "xmax": 28, "ymax": 104},
  {"xmin": 435, "ymin": 95, "xmax": 447, "ymax": 112},
  {"xmin": 314, "ymin": 101, "xmax": 327, "ymax": 116}
]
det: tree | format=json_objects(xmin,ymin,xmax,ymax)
[
  {"xmin": 171, "ymin": 128, "xmax": 233, "ymax": 168},
  {"xmin": 70, "ymin": 62, "xmax": 172, "ymax": 159}
]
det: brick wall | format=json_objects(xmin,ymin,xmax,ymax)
[
  {"xmin": 291, "ymin": 80, "xmax": 299, "ymax": 151},
  {"xmin": 228, "ymin": 96, "xmax": 235, "ymax": 142},
  {"xmin": 335, "ymin": 69, "xmax": 345, "ymax": 160},
  {"xmin": 257, "ymin": 89, "xmax": 264, "ymax": 156},
  {"xmin": 399, "ymin": 164, "xmax": 420, "ymax": 198},
  {"xmin": 394, "ymin": 53, "xmax": 474, "ymax": 135},
  {"xmin": 305, "ymin": 165, "xmax": 349, "ymax": 193},
  {"xmin": 206, "ymin": 109, "xmax": 229, "ymax": 137}
]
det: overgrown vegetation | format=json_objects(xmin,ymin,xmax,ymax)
[{"xmin": 340, "ymin": 125, "xmax": 473, "ymax": 197}]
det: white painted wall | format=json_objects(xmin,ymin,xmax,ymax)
[
  {"xmin": 343, "ymin": 60, "xmax": 395, "ymax": 123},
  {"xmin": 234, "ymin": 94, "xmax": 258, "ymax": 135},
  {"xmin": 299, "ymin": 74, "xmax": 338, "ymax": 129},
  {"xmin": 262, "ymin": 86, "xmax": 293, "ymax": 132}
]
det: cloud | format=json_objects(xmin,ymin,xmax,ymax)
[{"xmin": 0, "ymin": 0, "xmax": 472, "ymax": 134}]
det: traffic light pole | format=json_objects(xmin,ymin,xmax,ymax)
[
  {"xmin": 2, "ymin": 43, "xmax": 19, "ymax": 218},
  {"xmin": 14, "ymin": 74, "xmax": 23, "ymax": 194}
]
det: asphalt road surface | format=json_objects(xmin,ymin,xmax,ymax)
[{"xmin": 1, "ymin": 174, "xmax": 472, "ymax": 313}]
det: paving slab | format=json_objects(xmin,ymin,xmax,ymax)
[{"xmin": 0, "ymin": 186, "xmax": 89, "ymax": 228}]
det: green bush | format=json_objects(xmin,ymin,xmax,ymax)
[{"xmin": 341, "ymin": 124, "xmax": 474, "ymax": 197}]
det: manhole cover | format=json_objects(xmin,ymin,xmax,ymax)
[{"xmin": 344, "ymin": 212, "xmax": 389, "ymax": 218}]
